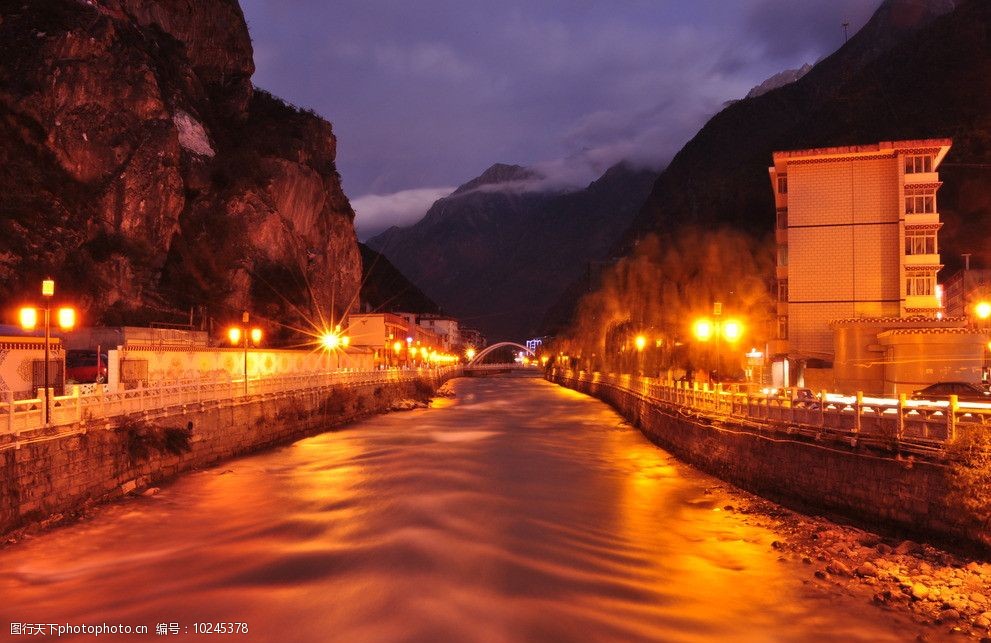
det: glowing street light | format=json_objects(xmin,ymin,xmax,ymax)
[
  {"xmin": 692, "ymin": 318, "xmax": 714, "ymax": 342},
  {"xmin": 634, "ymin": 335, "xmax": 647, "ymax": 352},
  {"xmin": 975, "ymin": 301, "xmax": 991, "ymax": 320},
  {"xmin": 692, "ymin": 313, "xmax": 746, "ymax": 380},
  {"xmin": 228, "ymin": 312, "xmax": 262, "ymax": 395},
  {"xmin": 465, "ymin": 347, "xmax": 476, "ymax": 361},
  {"xmin": 722, "ymin": 319, "xmax": 744, "ymax": 343},
  {"xmin": 19, "ymin": 278, "xmax": 76, "ymax": 425},
  {"xmin": 19, "ymin": 307, "xmax": 38, "ymax": 330},
  {"xmin": 319, "ymin": 327, "xmax": 350, "ymax": 369}
]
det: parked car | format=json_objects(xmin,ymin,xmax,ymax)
[
  {"xmin": 911, "ymin": 381, "xmax": 991, "ymax": 402},
  {"xmin": 65, "ymin": 349, "xmax": 108, "ymax": 383}
]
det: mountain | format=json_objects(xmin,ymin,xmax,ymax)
[
  {"xmin": 0, "ymin": 0, "xmax": 360, "ymax": 338},
  {"xmin": 451, "ymin": 163, "xmax": 541, "ymax": 195},
  {"xmin": 624, "ymin": 0, "xmax": 978, "ymax": 248},
  {"xmin": 745, "ymin": 63, "xmax": 813, "ymax": 99},
  {"xmin": 368, "ymin": 162, "xmax": 657, "ymax": 342},
  {"xmin": 358, "ymin": 243, "xmax": 440, "ymax": 315}
]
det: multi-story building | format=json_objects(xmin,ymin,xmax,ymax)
[
  {"xmin": 348, "ymin": 312, "xmax": 447, "ymax": 367},
  {"xmin": 942, "ymin": 266, "xmax": 991, "ymax": 317},
  {"xmin": 416, "ymin": 314, "xmax": 460, "ymax": 352},
  {"xmin": 769, "ymin": 139, "xmax": 960, "ymax": 390}
]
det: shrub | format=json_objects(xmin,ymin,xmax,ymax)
[
  {"xmin": 945, "ymin": 424, "xmax": 991, "ymax": 527},
  {"xmin": 116, "ymin": 416, "xmax": 193, "ymax": 463}
]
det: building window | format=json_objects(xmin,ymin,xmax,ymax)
[
  {"xmin": 906, "ymin": 274, "xmax": 935, "ymax": 296},
  {"xmin": 777, "ymin": 175, "xmax": 788, "ymax": 195},
  {"xmin": 777, "ymin": 279, "xmax": 788, "ymax": 302},
  {"xmin": 904, "ymin": 155, "xmax": 934, "ymax": 174},
  {"xmin": 777, "ymin": 245, "xmax": 788, "ymax": 267},
  {"xmin": 776, "ymin": 208, "xmax": 787, "ymax": 229},
  {"xmin": 905, "ymin": 188, "xmax": 936, "ymax": 214},
  {"xmin": 777, "ymin": 316, "xmax": 788, "ymax": 340},
  {"xmin": 905, "ymin": 230, "xmax": 937, "ymax": 255}
]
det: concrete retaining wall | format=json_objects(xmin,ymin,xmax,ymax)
[
  {"xmin": 0, "ymin": 373, "xmax": 452, "ymax": 536},
  {"xmin": 552, "ymin": 373, "xmax": 989, "ymax": 552}
]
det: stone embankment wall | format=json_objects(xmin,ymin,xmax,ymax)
[
  {"xmin": 551, "ymin": 373, "xmax": 989, "ymax": 552},
  {"xmin": 0, "ymin": 374, "xmax": 452, "ymax": 536}
]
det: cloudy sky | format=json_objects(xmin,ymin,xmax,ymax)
[{"xmin": 240, "ymin": 0, "xmax": 881, "ymax": 238}]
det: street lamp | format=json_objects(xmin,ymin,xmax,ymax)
[
  {"xmin": 19, "ymin": 278, "xmax": 76, "ymax": 425},
  {"xmin": 228, "ymin": 312, "xmax": 262, "ymax": 395},
  {"xmin": 973, "ymin": 301, "xmax": 991, "ymax": 384},
  {"xmin": 465, "ymin": 347, "xmax": 476, "ymax": 362},
  {"xmin": 692, "ymin": 319, "xmax": 714, "ymax": 342},
  {"xmin": 975, "ymin": 301, "xmax": 991, "ymax": 321},
  {"xmin": 634, "ymin": 334, "xmax": 647, "ymax": 374},
  {"xmin": 691, "ymin": 315, "xmax": 744, "ymax": 380},
  {"xmin": 319, "ymin": 326, "xmax": 350, "ymax": 369}
]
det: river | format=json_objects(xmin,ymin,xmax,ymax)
[{"xmin": 1, "ymin": 376, "xmax": 922, "ymax": 641}]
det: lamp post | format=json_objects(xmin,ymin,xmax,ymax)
[
  {"xmin": 228, "ymin": 312, "xmax": 262, "ymax": 396},
  {"xmin": 692, "ymin": 313, "xmax": 744, "ymax": 381},
  {"xmin": 973, "ymin": 300, "xmax": 991, "ymax": 385},
  {"xmin": 320, "ymin": 326, "xmax": 350, "ymax": 369},
  {"xmin": 634, "ymin": 334, "xmax": 647, "ymax": 375},
  {"xmin": 19, "ymin": 278, "xmax": 76, "ymax": 425}
]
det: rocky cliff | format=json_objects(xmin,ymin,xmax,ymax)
[{"xmin": 0, "ymin": 0, "xmax": 360, "ymax": 337}]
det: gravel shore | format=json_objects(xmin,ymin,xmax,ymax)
[{"xmin": 715, "ymin": 484, "xmax": 991, "ymax": 640}]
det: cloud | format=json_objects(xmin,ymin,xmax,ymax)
[
  {"xmin": 352, "ymin": 186, "xmax": 456, "ymax": 240},
  {"xmin": 242, "ymin": 0, "xmax": 888, "ymax": 232},
  {"xmin": 372, "ymin": 42, "xmax": 477, "ymax": 82}
]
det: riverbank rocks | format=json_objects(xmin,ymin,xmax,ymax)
[
  {"xmin": 388, "ymin": 399, "xmax": 428, "ymax": 412},
  {"xmin": 856, "ymin": 561, "xmax": 879, "ymax": 577},
  {"xmin": 726, "ymin": 487, "xmax": 991, "ymax": 639},
  {"xmin": 434, "ymin": 381, "xmax": 457, "ymax": 398},
  {"xmin": 827, "ymin": 560, "xmax": 852, "ymax": 577}
]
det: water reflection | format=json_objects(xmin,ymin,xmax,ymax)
[{"xmin": 0, "ymin": 377, "xmax": 921, "ymax": 641}]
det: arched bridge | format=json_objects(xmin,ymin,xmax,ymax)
[
  {"xmin": 465, "ymin": 342, "xmax": 539, "ymax": 376},
  {"xmin": 467, "ymin": 342, "xmax": 534, "ymax": 365}
]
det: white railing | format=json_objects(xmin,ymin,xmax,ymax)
[
  {"xmin": 554, "ymin": 370, "xmax": 989, "ymax": 454},
  {"xmin": 3, "ymin": 367, "xmax": 460, "ymax": 435},
  {"xmin": 465, "ymin": 362, "xmax": 540, "ymax": 370}
]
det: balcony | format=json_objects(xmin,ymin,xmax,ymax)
[
  {"xmin": 903, "ymin": 212, "xmax": 940, "ymax": 226},
  {"xmin": 903, "ymin": 171, "xmax": 939, "ymax": 185},
  {"xmin": 903, "ymin": 253, "xmax": 941, "ymax": 267}
]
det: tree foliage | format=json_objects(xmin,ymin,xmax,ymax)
[{"xmin": 559, "ymin": 227, "xmax": 774, "ymax": 376}]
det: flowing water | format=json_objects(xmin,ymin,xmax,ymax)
[{"xmin": 1, "ymin": 376, "xmax": 922, "ymax": 642}]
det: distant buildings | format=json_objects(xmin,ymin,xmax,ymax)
[
  {"xmin": 942, "ymin": 265, "xmax": 991, "ymax": 317},
  {"xmin": 416, "ymin": 314, "xmax": 460, "ymax": 353},
  {"xmin": 347, "ymin": 311, "xmax": 483, "ymax": 367},
  {"xmin": 769, "ymin": 138, "xmax": 987, "ymax": 394}
]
